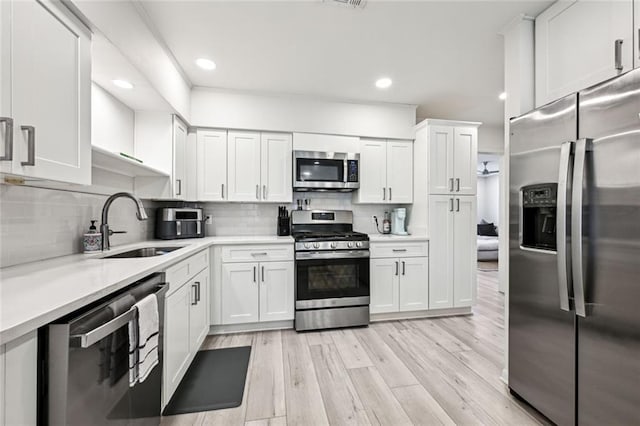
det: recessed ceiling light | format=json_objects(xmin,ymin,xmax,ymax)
[
  {"xmin": 196, "ymin": 58, "xmax": 217, "ymax": 71},
  {"xmin": 499, "ymin": 92, "xmax": 507, "ymax": 101},
  {"xmin": 112, "ymin": 79, "xmax": 134, "ymax": 89},
  {"xmin": 375, "ymin": 77, "xmax": 392, "ymax": 89}
]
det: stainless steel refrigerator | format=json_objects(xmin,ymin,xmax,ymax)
[{"xmin": 509, "ymin": 68, "xmax": 640, "ymax": 426}]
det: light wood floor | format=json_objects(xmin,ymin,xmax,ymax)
[{"xmin": 162, "ymin": 269, "xmax": 546, "ymax": 426}]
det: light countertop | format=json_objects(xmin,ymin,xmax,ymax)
[
  {"xmin": 368, "ymin": 234, "xmax": 429, "ymax": 242},
  {"xmin": 0, "ymin": 235, "xmax": 293, "ymax": 345}
]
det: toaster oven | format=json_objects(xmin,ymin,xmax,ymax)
[{"xmin": 155, "ymin": 208, "xmax": 205, "ymax": 239}]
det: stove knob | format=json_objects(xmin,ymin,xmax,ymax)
[
  {"xmin": 356, "ymin": 241, "xmax": 363, "ymax": 248},
  {"xmin": 347, "ymin": 242, "xmax": 354, "ymax": 248},
  {"xmin": 304, "ymin": 243, "xmax": 311, "ymax": 249},
  {"xmin": 330, "ymin": 242, "xmax": 338, "ymax": 249},
  {"xmin": 313, "ymin": 242, "xmax": 320, "ymax": 249}
]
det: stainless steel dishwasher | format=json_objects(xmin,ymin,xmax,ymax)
[{"xmin": 40, "ymin": 273, "xmax": 167, "ymax": 425}]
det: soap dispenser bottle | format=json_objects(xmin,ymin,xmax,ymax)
[{"xmin": 83, "ymin": 220, "xmax": 102, "ymax": 252}]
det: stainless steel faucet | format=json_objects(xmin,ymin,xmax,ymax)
[{"xmin": 100, "ymin": 192, "xmax": 148, "ymax": 250}]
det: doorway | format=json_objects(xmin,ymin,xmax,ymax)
[{"xmin": 477, "ymin": 154, "xmax": 501, "ymax": 274}]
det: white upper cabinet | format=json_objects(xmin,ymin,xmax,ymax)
[
  {"xmin": 228, "ymin": 131, "xmax": 261, "ymax": 202},
  {"xmin": 196, "ymin": 129, "xmax": 227, "ymax": 201},
  {"xmin": 427, "ymin": 124, "xmax": 477, "ymax": 196},
  {"xmin": 1, "ymin": 0, "xmax": 91, "ymax": 184},
  {"xmin": 173, "ymin": 118, "xmax": 188, "ymax": 199},
  {"xmin": 227, "ymin": 131, "xmax": 292, "ymax": 203},
  {"xmin": 535, "ymin": 0, "xmax": 634, "ymax": 106},
  {"xmin": 260, "ymin": 133, "xmax": 292, "ymax": 203},
  {"xmin": 386, "ymin": 140, "xmax": 413, "ymax": 203},
  {"xmin": 357, "ymin": 139, "xmax": 387, "ymax": 203},
  {"xmin": 354, "ymin": 138, "xmax": 413, "ymax": 204}
]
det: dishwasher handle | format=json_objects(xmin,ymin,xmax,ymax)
[{"xmin": 69, "ymin": 283, "xmax": 167, "ymax": 348}]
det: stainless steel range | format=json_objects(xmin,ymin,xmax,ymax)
[{"xmin": 292, "ymin": 210, "xmax": 370, "ymax": 331}]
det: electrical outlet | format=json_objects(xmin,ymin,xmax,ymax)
[{"xmin": 205, "ymin": 215, "xmax": 213, "ymax": 225}]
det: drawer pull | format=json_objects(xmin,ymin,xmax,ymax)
[
  {"xmin": 251, "ymin": 252, "xmax": 268, "ymax": 256},
  {"xmin": 392, "ymin": 249, "xmax": 407, "ymax": 252}
]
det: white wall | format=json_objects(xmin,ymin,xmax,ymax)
[
  {"xmin": 479, "ymin": 125, "xmax": 504, "ymax": 153},
  {"xmin": 477, "ymin": 174, "xmax": 500, "ymax": 226},
  {"xmin": 91, "ymin": 83, "xmax": 135, "ymax": 155},
  {"xmin": 191, "ymin": 88, "xmax": 417, "ymax": 140}
]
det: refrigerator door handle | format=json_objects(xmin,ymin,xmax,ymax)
[
  {"xmin": 571, "ymin": 138, "xmax": 592, "ymax": 317},
  {"xmin": 556, "ymin": 141, "xmax": 573, "ymax": 312}
]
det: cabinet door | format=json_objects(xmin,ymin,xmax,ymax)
[
  {"xmin": 370, "ymin": 258, "xmax": 399, "ymax": 313},
  {"xmin": 357, "ymin": 139, "xmax": 387, "ymax": 203},
  {"xmin": 535, "ymin": 0, "xmax": 633, "ymax": 106},
  {"xmin": 11, "ymin": 0, "xmax": 91, "ymax": 184},
  {"xmin": 173, "ymin": 117, "xmax": 188, "ymax": 200},
  {"xmin": 428, "ymin": 126, "xmax": 454, "ymax": 195},
  {"xmin": 453, "ymin": 197, "xmax": 477, "ymax": 308},
  {"xmin": 4, "ymin": 331, "xmax": 37, "ymax": 426},
  {"xmin": 428, "ymin": 195, "xmax": 454, "ymax": 309},
  {"xmin": 386, "ymin": 141, "xmax": 413, "ymax": 203},
  {"xmin": 399, "ymin": 257, "xmax": 429, "ymax": 312},
  {"xmin": 164, "ymin": 282, "xmax": 191, "ymax": 405},
  {"xmin": 222, "ymin": 262, "xmax": 259, "ymax": 324},
  {"xmin": 189, "ymin": 269, "xmax": 210, "ymax": 353},
  {"xmin": 196, "ymin": 129, "xmax": 227, "ymax": 201},
  {"xmin": 260, "ymin": 133, "xmax": 292, "ymax": 203},
  {"xmin": 0, "ymin": 1, "xmax": 11, "ymax": 175},
  {"xmin": 228, "ymin": 131, "xmax": 261, "ymax": 202},
  {"xmin": 453, "ymin": 127, "xmax": 477, "ymax": 195},
  {"xmin": 259, "ymin": 261, "xmax": 294, "ymax": 322}
]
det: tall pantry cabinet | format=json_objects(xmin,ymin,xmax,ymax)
[{"xmin": 413, "ymin": 119, "xmax": 480, "ymax": 310}]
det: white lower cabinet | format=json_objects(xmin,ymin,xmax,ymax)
[
  {"xmin": 163, "ymin": 250, "xmax": 210, "ymax": 407},
  {"xmin": 429, "ymin": 195, "xmax": 477, "ymax": 309},
  {"xmin": 222, "ymin": 260, "xmax": 294, "ymax": 324},
  {"xmin": 370, "ymin": 242, "xmax": 429, "ymax": 315},
  {"xmin": 0, "ymin": 331, "xmax": 38, "ymax": 426}
]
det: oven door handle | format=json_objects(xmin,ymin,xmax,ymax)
[{"xmin": 295, "ymin": 250, "xmax": 370, "ymax": 260}]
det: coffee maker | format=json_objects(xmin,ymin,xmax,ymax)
[{"xmin": 391, "ymin": 208, "xmax": 408, "ymax": 235}]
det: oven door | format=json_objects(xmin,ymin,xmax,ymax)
[{"xmin": 295, "ymin": 251, "xmax": 370, "ymax": 307}]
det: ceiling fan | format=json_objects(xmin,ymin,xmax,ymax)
[{"xmin": 478, "ymin": 161, "xmax": 499, "ymax": 176}]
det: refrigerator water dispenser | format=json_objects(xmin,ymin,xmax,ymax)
[{"xmin": 521, "ymin": 183, "xmax": 557, "ymax": 251}]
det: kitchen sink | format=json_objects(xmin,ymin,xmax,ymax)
[{"xmin": 104, "ymin": 246, "xmax": 185, "ymax": 259}]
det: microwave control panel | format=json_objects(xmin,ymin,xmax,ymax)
[{"xmin": 347, "ymin": 160, "xmax": 359, "ymax": 182}]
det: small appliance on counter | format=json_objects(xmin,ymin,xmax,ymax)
[
  {"xmin": 277, "ymin": 206, "xmax": 291, "ymax": 236},
  {"xmin": 391, "ymin": 208, "xmax": 408, "ymax": 235},
  {"xmin": 156, "ymin": 208, "xmax": 205, "ymax": 239}
]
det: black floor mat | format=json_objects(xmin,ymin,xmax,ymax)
[{"xmin": 162, "ymin": 346, "xmax": 251, "ymax": 416}]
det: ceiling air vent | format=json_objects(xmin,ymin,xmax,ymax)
[{"xmin": 326, "ymin": 0, "xmax": 367, "ymax": 9}]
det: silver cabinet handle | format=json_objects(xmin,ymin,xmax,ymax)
[
  {"xmin": 263, "ymin": 185, "xmax": 267, "ymax": 200},
  {"xmin": 256, "ymin": 184, "xmax": 259, "ymax": 200},
  {"xmin": 402, "ymin": 261, "xmax": 405, "ymax": 276},
  {"xmin": 395, "ymin": 261, "xmax": 399, "ymax": 276},
  {"xmin": 449, "ymin": 198, "xmax": 454, "ymax": 212},
  {"xmin": 571, "ymin": 138, "xmax": 592, "ymax": 317},
  {"xmin": 253, "ymin": 266, "xmax": 257, "ymax": 283},
  {"xmin": 221, "ymin": 183, "xmax": 225, "ymax": 198},
  {"xmin": 251, "ymin": 252, "xmax": 268, "ymax": 257},
  {"xmin": 392, "ymin": 249, "xmax": 407, "ymax": 252},
  {"xmin": 455, "ymin": 178, "xmax": 460, "ymax": 192},
  {"xmin": 20, "ymin": 125, "xmax": 35, "ymax": 166},
  {"xmin": 389, "ymin": 187, "xmax": 392, "ymax": 201},
  {"xmin": 0, "ymin": 117, "xmax": 13, "ymax": 161},
  {"xmin": 195, "ymin": 281, "xmax": 201, "ymax": 303},
  {"xmin": 456, "ymin": 198, "xmax": 460, "ymax": 212},
  {"xmin": 556, "ymin": 141, "xmax": 573, "ymax": 312},
  {"xmin": 383, "ymin": 187, "xmax": 386, "ymax": 201},
  {"xmin": 176, "ymin": 179, "xmax": 182, "ymax": 196},
  {"xmin": 191, "ymin": 283, "xmax": 198, "ymax": 305},
  {"xmin": 449, "ymin": 178, "xmax": 454, "ymax": 192},
  {"xmin": 614, "ymin": 39, "xmax": 624, "ymax": 71},
  {"xmin": 638, "ymin": 29, "xmax": 640, "ymax": 62},
  {"xmin": 261, "ymin": 266, "xmax": 265, "ymax": 283}
]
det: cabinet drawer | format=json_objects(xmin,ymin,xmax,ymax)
[
  {"xmin": 165, "ymin": 249, "xmax": 209, "ymax": 295},
  {"xmin": 370, "ymin": 242, "xmax": 429, "ymax": 259},
  {"xmin": 221, "ymin": 245, "xmax": 293, "ymax": 263}
]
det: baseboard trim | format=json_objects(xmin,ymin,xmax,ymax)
[
  {"xmin": 370, "ymin": 307, "xmax": 472, "ymax": 322},
  {"xmin": 209, "ymin": 320, "xmax": 294, "ymax": 335}
]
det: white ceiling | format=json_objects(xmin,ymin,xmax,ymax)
[{"xmin": 140, "ymin": 0, "xmax": 552, "ymax": 127}]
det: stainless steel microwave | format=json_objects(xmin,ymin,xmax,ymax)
[{"xmin": 293, "ymin": 151, "xmax": 360, "ymax": 191}]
